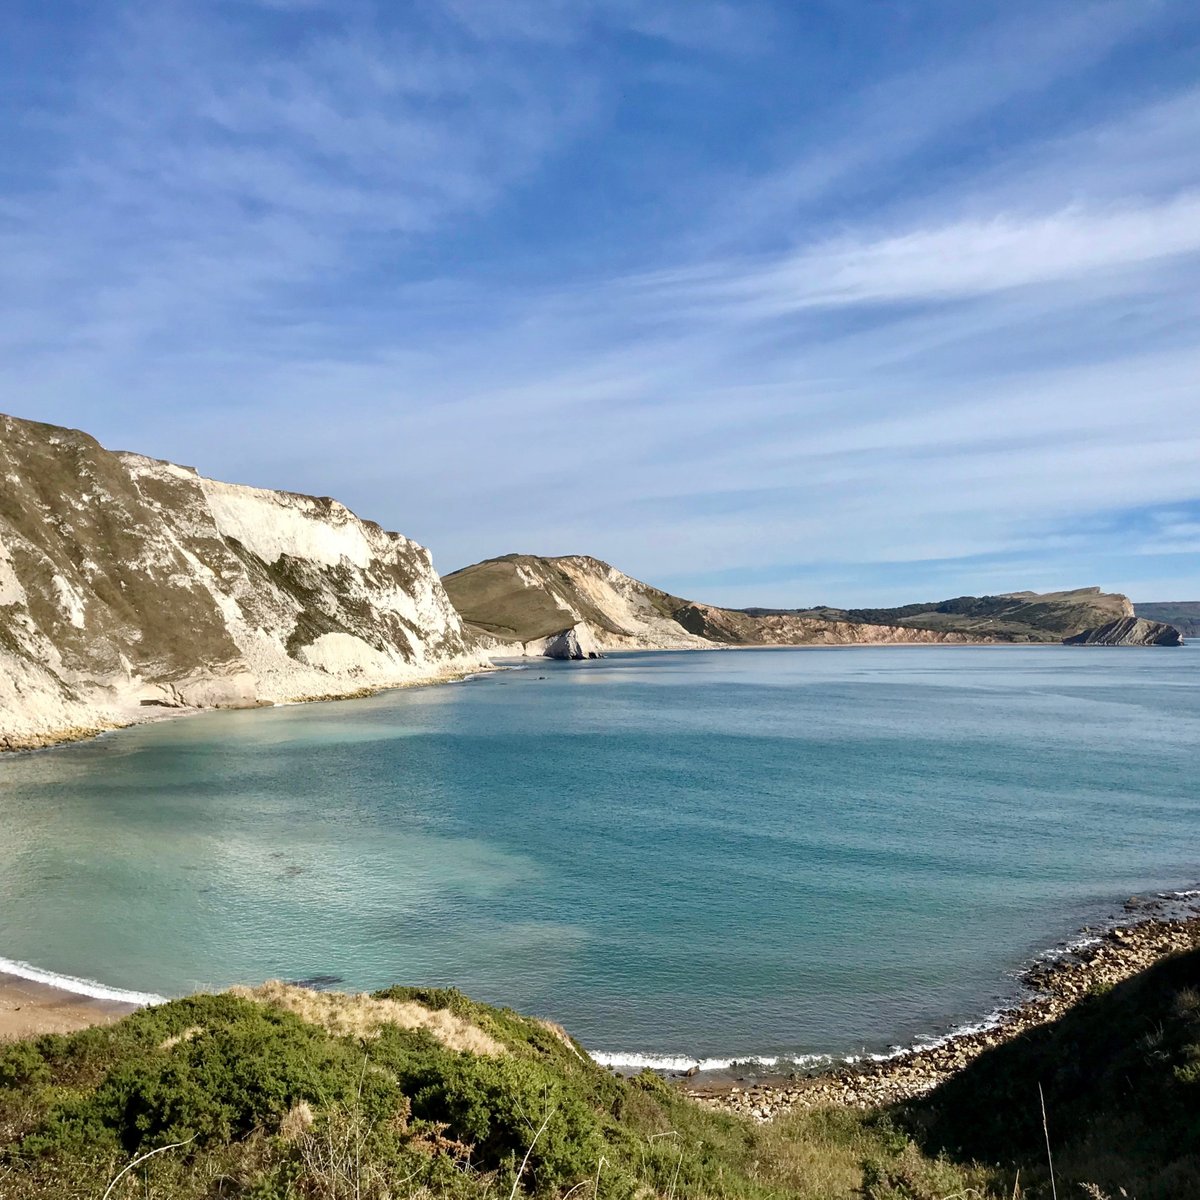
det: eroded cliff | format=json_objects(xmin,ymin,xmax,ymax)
[
  {"xmin": 0, "ymin": 415, "xmax": 485, "ymax": 749},
  {"xmin": 444, "ymin": 555, "xmax": 1169, "ymax": 659},
  {"xmin": 444, "ymin": 554, "xmax": 994, "ymax": 656},
  {"xmin": 1062, "ymin": 617, "xmax": 1183, "ymax": 646}
]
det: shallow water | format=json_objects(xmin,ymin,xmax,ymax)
[{"xmin": 1, "ymin": 644, "xmax": 1197, "ymax": 1065}]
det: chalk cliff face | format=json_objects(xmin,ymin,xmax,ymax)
[{"xmin": 0, "ymin": 415, "xmax": 485, "ymax": 750}]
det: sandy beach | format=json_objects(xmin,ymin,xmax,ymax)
[{"xmin": 0, "ymin": 971, "xmax": 141, "ymax": 1041}]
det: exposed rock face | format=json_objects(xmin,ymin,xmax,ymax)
[
  {"xmin": 1063, "ymin": 616, "xmax": 1183, "ymax": 646},
  {"xmin": 0, "ymin": 414, "xmax": 486, "ymax": 750},
  {"xmin": 1136, "ymin": 601, "xmax": 1200, "ymax": 638},
  {"xmin": 538, "ymin": 624, "xmax": 602, "ymax": 660},
  {"xmin": 442, "ymin": 554, "xmax": 713, "ymax": 656},
  {"xmin": 674, "ymin": 602, "xmax": 979, "ymax": 646},
  {"xmin": 445, "ymin": 556, "xmax": 1156, "ymax": 660},
  {"xmin": 443, "ymin": 554, "xmax": 1044, "ymax": 657},
  {"xmin": 758, "ymin": 586, "xmax": 1136, "ymax": 643}
]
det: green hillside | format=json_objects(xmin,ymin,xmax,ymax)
[
  {"xmin": 911, "ymin": 945, "xmax": 1200, "ymax": 1198},
  {"xmin": 0, "ymin": 981, "xmax": 996, "ymax": 1200},
  {"xmin": 4, "ymin": 951, "xmax": 1200, "ymax": 1198},
  {"xmin": 771, "ymin": 587, "xmax": 1134, "ymax": 643},
  {"xmin": 444, "ymin": 554, "xmax": 1143, "ymax": 649}
]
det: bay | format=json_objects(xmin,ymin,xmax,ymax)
[{"xmin": 1, "ymin": 644, "xmax": 1197, "ymax": 1066}]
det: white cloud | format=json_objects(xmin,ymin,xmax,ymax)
[
  {"xmin": 634, "ymin": 194, "xmax": 1200, "ymax": 317},
  {"xmin": 1, "ymin": 1, "xmax": 1198, "ymax": 606}
]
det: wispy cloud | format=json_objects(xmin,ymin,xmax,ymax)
[
  {"xmin": 1, "ymin": 0, "xmax": 1198, "ymax": 605},
  {"xmin": 632, "ymin": 194, "xmax": 1200, "ymax": 317}
]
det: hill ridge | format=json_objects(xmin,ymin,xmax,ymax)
[{"xmin": 442, "ymin": 553, "xmax": 1168, "ymax": 657}]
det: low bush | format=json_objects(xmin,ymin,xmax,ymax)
[{"xmin": 32, "ymin": 961, "xmax": 1200, "ymax": 1197}]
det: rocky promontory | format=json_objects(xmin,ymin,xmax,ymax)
[
  {"xmin": 443, "ymin": 554, "xmax": 1162, "ymax": 660},
  {"xmin": 1063, "ymin": 615, "xmax": 1183, "ymax": 646}
]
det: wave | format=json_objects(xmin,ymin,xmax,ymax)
[
  {"xmin": 0, "ymin": 956, "xmax": 167, "ymax": 1006},
  {"xmin": 5, "ymin": 885, "xmax": 1195, "ymax": 1072},
  {"xmin": 597, "ymin": 886, "xmax": 1200, "ymax": 1077},
  {"xmin": 591, "ymin": 1004, "xmax": 1015, "ymax": 1075},
  {"xmin": 589, "ymin": 1050, "xmax": 834, "ymax": 1073}
]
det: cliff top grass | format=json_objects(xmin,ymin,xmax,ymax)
[
  {"xmin": 0, "ymin": 982, "xmax": 997, "ymax": 1200},
  {"xmin": 3, "ymin": 952, "xmax": 1200, "ymax": 1198}
]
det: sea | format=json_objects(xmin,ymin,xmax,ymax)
[{"xmin": 1, "ymin": 643, "xmax": 1197, "ymax": 1070}]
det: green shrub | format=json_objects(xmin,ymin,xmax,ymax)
[
  {"xmin": 19, "ymin": 995, "xmax": 404, "ymax": 1158},
  {"xmin": 411, "ymin": 1053, "xmax": 603, "ymax": 1193},
  {"xmin": 0, "ymin": 1041, "xmax": 50, "ymax": 1089}
]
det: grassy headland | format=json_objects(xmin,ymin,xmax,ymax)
[{"xmin": 3, "ymin": 939, "xmax": 1200, "ymax": 1199}]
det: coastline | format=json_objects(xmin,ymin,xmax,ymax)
[
  {"xmin": 5, "ymin": 892, "xmax": 1199, "ymax": 1115},
  {"xmin": 0, "ymin": 662, "xmax": 497, "ymax": 756},
  {"xmin": 0, "ymin": 970, "xmax": 144, "ymax": 1041},
  {"xmin": 4, "ymin": 637, "xmax": 1171, "ymax": 755},
  {"xmin": 685, "ymin": 891, "xmax": 1200, "ymax": 1121}
]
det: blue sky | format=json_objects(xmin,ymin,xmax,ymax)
[{"xmin": 2, "ymin": 0, "xmax": 1198, "ymax": 606}]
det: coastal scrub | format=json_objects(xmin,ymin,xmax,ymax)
[{"xmin": 0, "ymin": 985, "xmax": 992, "ymax": 1199}]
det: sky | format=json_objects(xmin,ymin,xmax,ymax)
[{"xmin": 2, "ymin": 0, "xmax": 1198, "ymax": 607}]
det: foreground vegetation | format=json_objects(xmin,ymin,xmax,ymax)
[
  {"xmin": 1, "ymin": 949, "xmax": 1198, "ymax": 1198},
  {"xmin": 912, "ymin": 945, "xmax": 1200, "ymax": 1199}
]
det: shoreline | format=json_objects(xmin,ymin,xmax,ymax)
[
  {"xmin": 684, "ymin": 891, "xmax": 1200, "ymax": 1121},
  {"xmin": 0, "ymin": 970, "xmax": 143, "ymax": 1041},
  {"xmin": 5, "ymin": 893, "xmax": 1199, "ymax": 1102},
  {"xmin": 0, "ymin": 661, "xmax": 496, "ymax": 756},
  {"xmin": 4, "ymin": 638, "xmax": 1178, "ymax": 756}
]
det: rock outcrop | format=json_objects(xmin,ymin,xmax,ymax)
[
  {"xmin": 762, "ymin": 586, "xmax": 1137, "ymax": 643},
  {"xmin": 442, "ymin": 555, "xmax": 1131, "ymax": 658},
  {"xmin": 1063, "ymin": 616, "xmax": 1183, "ymax": 646},
  {"xmin": 537, "ymin": 624, "xmax": 602, "ymax": 660},
  {"xmin": 444, "ymin": 557, "xmax": 1169, "ymax": 661},
  {"xmin": 0, "ymin": 414, "xmax": 486, "ymax": 750},
  {"xmin": 1135, "ymin": 601, "xmax": 1200, "ymax": 638},
  {"xmin": 673, "ymin": 602, "xmax": 979, "ymax": 646},
  {"xmin": 442, "ymin": 554, "xmax": 714, "ymax": 656}
]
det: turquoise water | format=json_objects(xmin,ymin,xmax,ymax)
[{"xmin": 1, "ymin": 645, "xmax": 1197, "ymax": 1066}]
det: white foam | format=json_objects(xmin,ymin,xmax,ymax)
[
  {"xmin": 589, "ymin": 1050, "xmax": 833, "ymax": 1073},
  {"xmin": 0, "ymin": 956, "xmax": 167, "ymax": 1006},
  {"xmin": 592, "ymin": 1004, "xmax": 1017, "ymax": 1075}
]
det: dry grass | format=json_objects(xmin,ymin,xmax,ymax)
[
  {"xmin": 280, "ymin": 1100, "xmax": 316, "ymax": 1142},
  {"xmin": 293, "ymin": 1099, "xmax": 393, "ymax": 1199},
  {"xmin": 159, "ymin": 1025, "xmax": 204, "ymax": 1050},
  {"xmin": 534, "ymin": 1018, "xmax": 583, "ymax": 1059},
  {"xmin": 230, "ymin": 981, "xmax": 505, "ymax": 1056}
]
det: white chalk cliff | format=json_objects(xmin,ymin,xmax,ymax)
[{"xmin": 0, "ymin": 414, "xmax": 486, "ymax": 750}]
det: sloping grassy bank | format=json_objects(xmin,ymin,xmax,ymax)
[
  {"xmin": 0, "ymin": 983, "xmax": 994, "ymax": 1199},
  {"xmin": 907, "ymin": 945, "xmax": 1200, "ymax": 1199},
  {"xmin": 3, "ymin": 951, "xmax": 1199, "ymax": 1199}
]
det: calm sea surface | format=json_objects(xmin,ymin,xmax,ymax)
[{"xmin": 2, "ymin": 645, "xmax": 1197, "ymax": 1066}]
